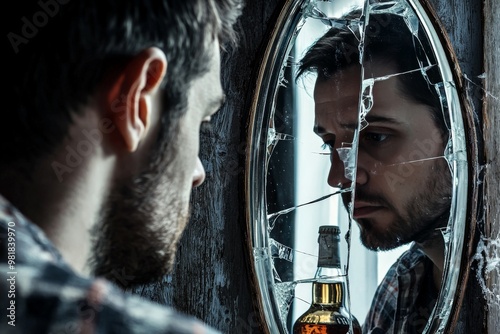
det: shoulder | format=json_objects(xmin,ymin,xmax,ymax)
[
  {"xmin": 2, "ymin": 259, "xmax": 219, "ymax": 333},
  {"xmin": 0, "ymin": 195, "xmax": 219, "ymax": 334},
  {"xmin": 362, "ymin": 245, "xmax": 427, "ymax": 333},
  {"xmin": 371, "ymin": 244, "xmax": 428, "ymax": 299}
]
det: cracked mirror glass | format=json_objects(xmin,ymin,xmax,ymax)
[{"xmin": 246, "ymin": 0, "xmax": 469, "ymax": 333}]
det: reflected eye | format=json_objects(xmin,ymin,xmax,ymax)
[{"xmin": 364, "ymin": 132, "xmax": 389, "ymax": 143}]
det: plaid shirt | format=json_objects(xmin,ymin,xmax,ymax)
[
  {"xmin": 363, "ymin": 244, "xmax": 438, "ymax": 334},
  {"xmin": 0, "ymin": 194, "xmax": 220, "ymax": 334}
]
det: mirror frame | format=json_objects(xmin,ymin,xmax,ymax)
[
  {"xmin": 244, "ymin": 0, "xmax": 481, "ymax": 333},
  {"xmin": 245, "ymin": 1, "xmax": 304, "ymax": 332},
  {"xmin": 416, "ymin": 0, "xmax": 482, "ymax": 330}
]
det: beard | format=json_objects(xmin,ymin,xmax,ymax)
[
  {"xmin": 88, "ymin": 130, "xmax": 190, "ymax": 288},
  {"xmin": 343, "ymin": 158, "xmax": 452, "ymax": 251}
]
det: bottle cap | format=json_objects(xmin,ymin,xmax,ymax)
[{"xmin": 318, "ymin": 225, "xmax": 340, "ymax": 235}]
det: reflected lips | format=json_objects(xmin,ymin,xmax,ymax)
[{"xmin": 353, "ymin": 202, "xmax": 383, "ymax": 218}]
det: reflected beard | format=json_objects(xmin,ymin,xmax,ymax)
[
  {"xmin": 346, "ymin": 159, "xmax": 452, "ymax": 251},
  {"xmin": 88, "ymin": 164, "xmax": 189, "ymax": 288}
]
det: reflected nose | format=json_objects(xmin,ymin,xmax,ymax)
[
  {"xmin": 327, "ymin": 156, "xmax": 350, "ymax": 188},
  {"xmin": 192, "ymin": 157, "xmax": 206, "ymax": 187},
  {"xmin": 327, "ymin": 151, "xmax": 368, "ymax": 188}
]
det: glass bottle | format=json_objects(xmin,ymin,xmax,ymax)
[{"xmin": 293, "ymin": 225, "xmax": 362, "ymax": 334}]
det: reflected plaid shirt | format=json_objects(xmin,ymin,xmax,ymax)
[
  {"xmin": 363, "ymin": 244, "xmax": 438, "ymax": 334},
  {"xmin": 0, "ymin": 195, "xmax": 220, "ymax": 334}
]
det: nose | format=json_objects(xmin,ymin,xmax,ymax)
[
  {"xmin": 327, "ymin": 150, "xmax": 368, "ymax": 188},
  {"xmin": 192, "ymin": 157, "xmax": 206, "ymax": 187}
]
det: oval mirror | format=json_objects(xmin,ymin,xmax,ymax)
[{"xmin": 246, "ymin": 0, "xmax": 477, "ymax": 333}]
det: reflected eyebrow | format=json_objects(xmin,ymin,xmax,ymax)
[
  {"xmin": 365, "ymin": 115, "xmax": 403, "ymax": 125},
  {"xmin": 339, "ymin": 115, "xmax": 404, "ymax": 129},
  {"xmin": 314, "ymin": 115, "xmax": 403, "ymax": 135}
]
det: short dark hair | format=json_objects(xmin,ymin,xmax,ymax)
[
  {"xmin": 297, "ymin": 12, "xmax": 448, "ymax": 135},
  {"xmin": 3, "ymin": 0, "xmax": 242, "ymax": 167}
]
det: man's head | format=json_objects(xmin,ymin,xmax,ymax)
[
  {"xmin": 5, "ymin": 0, "xmax": 241, "ymax": 165},
  {"xmin": 4, "ymin": 0, "xmax": 242, "ymax": 285},
  {"xmin": 297, "ymin": 13, "xmax": 452, "ymax": 251},
  {"xmin": 89, "ymin": 40, "xmax": 226, "ymax": 285}
]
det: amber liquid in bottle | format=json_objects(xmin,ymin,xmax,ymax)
[{"xmin": 293, "ymin": 226, "xmax": 362, "ymax": 334}]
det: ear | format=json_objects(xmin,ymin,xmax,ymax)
[{"xmin": 105, "ymin": 47, "xmax": 167, "ymax": 152}]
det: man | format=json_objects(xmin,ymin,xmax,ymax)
[
  {"xmin": 297, "ymin": 12, "xmax": 452, "ymax": 334},
  {"xmin": 1, "ymin": 0, "xmax": 241, "ymax": 333}
]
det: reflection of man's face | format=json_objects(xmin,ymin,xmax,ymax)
[
  {"xmin": 90, "ymin": 41, "xmax": 224, "ymax": 286},
  {"xmin": 314, "ymin": 64, "xmax": 452, "ymax": 251}
]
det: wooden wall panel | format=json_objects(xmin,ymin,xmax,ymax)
[{"xmin": 483, "ymin": 0, "xmax": 499, "ymax": 332}]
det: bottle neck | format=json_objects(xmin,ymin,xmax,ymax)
[
  {"xmin": 314, "ymin": 229, "xmax": 344, "ymax": 306},
  {"xmin": 312, "ymin": 266, "xmax": 345, "ymax": 306}
]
